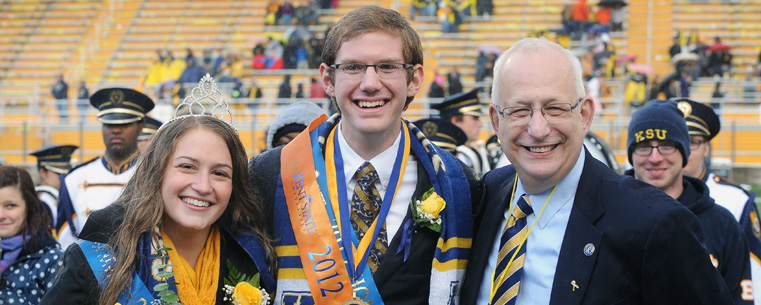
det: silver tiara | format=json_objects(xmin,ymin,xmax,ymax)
[{"xmin": 161, "ymin": 73, "xmax": 236, "ymax": 131}]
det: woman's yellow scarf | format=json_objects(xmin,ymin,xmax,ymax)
[{"xmin": 162, "ymin": 226, "xmax": 221, "ymax": 305}]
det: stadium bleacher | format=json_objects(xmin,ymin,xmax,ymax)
[{"xmin": 1, "ymin": 0, "xmax": 760, "ymax": 175}]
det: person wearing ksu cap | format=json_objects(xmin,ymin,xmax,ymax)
[
  {"xmin": 29, "ymin": 144, "xmax": 77, "ymax": 227},
  {"xmin": 433, "ymin": 88, "xmax": 491, "ymax": 177},
  {"xmin": 626, "ymin": 99, "xmax": 752, "ymax": 304},
  {"xmin": 56, "ymin": 88, "xmax": 154, "ymax": 250},
  {"xmin": 137, "ymin": 116, "xmax": 163, "ymax": 153},
  {"xmin": 677, "ymin": 97, "xmax": 761, "ymax": 304}
]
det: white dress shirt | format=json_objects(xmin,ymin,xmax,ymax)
[
  {"xmin": 476, "ymin": 150, "xmax": 585, "ymax": 305},
  {"xmin": 336, "ymin": 121, "xmax": 418, "ymax": 240}
]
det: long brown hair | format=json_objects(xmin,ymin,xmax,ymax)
[
  {"xmin": 99, "ymin": 116, "xmax": 276, "ymax": 305},
  {"xmin": 0, "ymin": 166, "xmax": 53, "ymax": 250}
]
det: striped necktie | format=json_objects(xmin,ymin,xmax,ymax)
[
  {"xmin": 492, "ymin": 194, "xmax": 534, "ymax": 305},
  {"xmin": 350, "ymin": 162, "xmax": 388, "ymax": 274}
]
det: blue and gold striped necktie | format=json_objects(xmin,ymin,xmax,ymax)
[{"xmin": 492, "ymin": 194, "xmax": 533, "ymax": 305}]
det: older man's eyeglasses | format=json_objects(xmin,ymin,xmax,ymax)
[
  {"xmin": 493, "ymin": 98, "xmax": 583, "ymax": 123},
  {"xmin": 330, "ymin": 63, "xmax": 412, "ymax": 79},
  {"xmin": 633, "ymin": 142, "xmax": 678, "ymax": 156}
]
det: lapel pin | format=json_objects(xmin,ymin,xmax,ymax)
[
  {"xmin": 584, "ymin": 243, "xmax": 595, "ymax": 256},
  {"xmin": 571, "ymin": 280, "xmax": 580, "ymax": 291}
]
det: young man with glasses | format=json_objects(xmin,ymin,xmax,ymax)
[
  {"xmin": 626, "ymin": 99, "xmax": 752, "ymax": 304},
  {"xmin": 461, "ymin": 38, "xmax": 733, "ymax": 305},
  {"xmin": 249, "ymin": 6, "xmax": 479, "ymax": 304},
  {"xmin": 677, "ymin": 97, "xmax": 761, "ymax": 304}
]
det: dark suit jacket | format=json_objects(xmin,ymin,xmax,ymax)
[
  {"xmin": 250, "ymin": 146, "xmax": 479, "ymax": 305},
  {"xmin": 460, "ymin": 150, "xmax": 733, "ymax": 305}
]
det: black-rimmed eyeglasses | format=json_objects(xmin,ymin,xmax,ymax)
[{"xmin": 632, "ymin": 142, "xmax": 679, "ymax": 156}]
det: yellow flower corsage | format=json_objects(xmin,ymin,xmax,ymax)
[{"xmin": 410, "ymin": 187, "xmax": 445, "ymax": 232}]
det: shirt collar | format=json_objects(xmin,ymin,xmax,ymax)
[
  {"xmin": 336, "ymin": 121, "xmax": 402, "ymax": 191},
  {"xmin": 514, "ymin": 149, "xmax": 585, "ymax": 228}
]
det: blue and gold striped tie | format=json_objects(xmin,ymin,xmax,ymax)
[
  {"xmin": 492, "ymin": 194, "xmax": 534, "ymax": 305},
  {"xmin": 350, "ymin": 162, "xmax": 388, "ymax": 274}
]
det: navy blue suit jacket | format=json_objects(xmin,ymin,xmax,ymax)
[{"xmin": 461, "ymin": 150, "xmax": 733, "ymax": 305}]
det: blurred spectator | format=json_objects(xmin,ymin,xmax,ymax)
[
  {"xmin": 295, "ymin": 83, "xmax": 305, "ymax": 98},
  {"xmin": 711, "ymin": 81, "xmax": 726, "ymax": 110},
  {"xmin": 211, "ymin": 48, "xmax": 225, "ymax": 74},
  {"xmin": 296, "ymin": 42, "xmax": 309, "ymax": 69},
  {"xmin": 447, "ymin": 66, "xmax": 463, "ymax": 96},
  {"xmin": 176, "ymin": 58, "xmax": 204, "ymax": 98},
  {"xmin": 595, "ymin": 6, "xmax": 611, "ymax": 29},
  {"xmin": 266, "ymin": 0, "xmax": 280, "ymax": 25},
  {"xmin": 297, "ymin": 0, "xmax": 320, "ymax": 26},
  {"xmin": 278, "ymin": 75, "xmax": 293, "ymax": 99},
  {"xmin": 309, "ymin": 78, "xmax": 326, "ymax": 98},
  {"xmin": 200, "ymin": 48, "xmax": 215, "ymax": 75},
  {"xmin": 177, "ymin": 58, "xmax": 205, "ymax": 85},
  {"xmin": 51, "ymin": 74, "xmax": 69, "ymax": 123},
  {"xmin": 284, "ymin": 40, "xmax": 298, "ymax": 69},
  {"xmin": 571, "ymin": 0, "xmax": 590, "ymax": 40},
  {"xmin": 428, "ymin": 71, "xmax": 446, "ymax": 98},
  {"xmin": 228, "ymin": 52, "xmax": 244, "ymax": 79},
  {"xmin": 248, "ymin": 78, "xmax": 264, "ymax": 111},
  {"xmin": 624, "ymin": 71, "xmax": 647, "ymax": 109},
  {"xmin": 647, "ymin": 75, "xmax": 662, "ymax": 101},
  {"xmin": 308, "ymin": 38, "xmax": 324, "ymax": 69},
  {"xmin": 410, "ymin": 0, "xmax": 436, "ymax": 20},
  {"xmin": 145, "ymin": 49, "xmax": 166, "ymax": 95},
  {"xmin": 439, "ymin": 0, "xmax": 461, "ymax": 33},
  {"xmin": 561, "ymin": 4, "xmax": 574, "ymax": 36},
  {"xmin": 478, "ymin": 0, "xmax": 493, "ymax": 17},
  {"xmin": 586, "ymin": 72, "xmax": 604, "ymax": 115},
  {"xmin": 743, "ymin": 73, "xmax": 757, "ymax": 101},
  {"xmin": 265, "ymin": 101, "xmax": 326, "ymax": 150},
  {"xmin": 265, "ymin": 36, "xmax": 285, "ymax": 69},
  {"xmin": 610, "ymin": 3, "xmax": 626, "ymax": 31},
  {"xmin": 669, "ymin": 36, "xmax": 682, "ymax": 58},
  {"xmin": 679, "ymin": 70, "xmax": 693, "ymax": 98},
  {"xmin": 231, "ymin": 79, "xmax": 248, "ymax": 110},
  {"xmin": 217, "ymin": 69, "xmax": 237, "ymax": 84},
  {"xmin": 253, "ymin": 44, "xmax": 267, "ymax": 70},
  {"xmin": 76, "ymin": 81, "xmax": 89, "ymax": 122},
  {"xmin": 457, "ymin": 0, "xmax": 476, "ymax": 18},
  {"xmin": 280, "ymin": 0, "xmax": 295, "ymax": 25},
  {"xmin": 707, "ymin": 37, "xmax": 732, "ymax": 77},
  {"xmin": 184, "ymin": 47, "xmax": 196, "ymax": 64},
  {"xmin": 475, "ymin": 51, "xmax": 488, "ymax": 82}
]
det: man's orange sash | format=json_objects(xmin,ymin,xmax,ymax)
[{"xmin": 281, "ymin": 115, "xmax": 353, "ymax": 305}]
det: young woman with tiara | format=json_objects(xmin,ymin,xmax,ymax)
[{"xmin": 41, "ymin": 75, "xmax": 276, "ymax": 305}]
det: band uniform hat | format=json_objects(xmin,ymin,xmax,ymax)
[
  {"xmin": 29, "ymin": 145, "xmax": 78, "ymax": 174},
  {"xmin": 627, "ymin": 99, "xmax": 691, "ymax": 167},
  {"xmin": 432, "ymin": 88, "xmax": 484, "ymax": 118},
  {"xmin": 673, "ymin": 98, "xmax": 721, "ymax": 141},
  {"xmin": 139, "ymin": 116, "xmax": 163, "ymax": 141},
  {"xmin": 90, "ymin": 88, "xmax": 155, "ymax": 124},
  {"xmin": 413, "ymin": 118, "xmax": 467, "ymax": 155}
]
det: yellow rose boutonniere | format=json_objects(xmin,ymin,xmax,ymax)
[
  {"xmin": 222, "ymin": 261, "xmax": 271, "ymax": 305},
  {"xmin": 411, "ymin": 187, "xmax": 446, "ymax": 232}
]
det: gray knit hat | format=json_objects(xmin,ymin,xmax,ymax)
[{"xmin": 266, "ymin": 101, "xmax": 327, "ymax": 150}]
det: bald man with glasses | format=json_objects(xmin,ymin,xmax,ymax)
[{"xmin": 461, "ymin": 38, "xmax": 733, "ymax": 305}]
